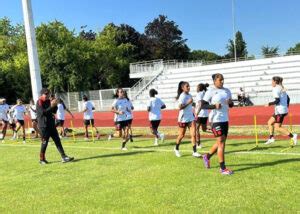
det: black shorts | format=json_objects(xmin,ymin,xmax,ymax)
[
  {"xmin": 178, "ymin": 121, "xmax": 193, "ymax": 128},
  {"xmin": 272, "ymin": 113, "xmax": 287, "ymax": 124},
  {"xmin": 9, "ymin": 123, "xmax": 16, "ymax": 129},
  {"xmin": 115, "ymin": 120, "xmax": 128, "ymax": 131},
  {"xmin": 17, "ymin": 120, "xmax": 25, "ymax": 126},
  {"xmin": 196, "ymin": 117, "xmax": 208, "ymax": 125},
  {"xmin": 84, "ymin": 119, "xmax": 94, "ymax": 126},
  {"xmin": 55, "ymin": 120, "xmax": 65, "ymax": 127},
  {"xmin": 126, "ymin": 119, "xmax": 133, "ymax": 125},
  {"xmin": 212, "ymin": 122, "xmax": 229, "ymax": 137},
  {"xmin": 31, "ymin": 119, "xmax": 37, "ymax": 123},
  {"xmin": 1, "ymin": 119, "xmax": 8, "ymax": 124},
  {"xmin": 150, "ymin": 120, "xmax": 161, "ymax": 130}
]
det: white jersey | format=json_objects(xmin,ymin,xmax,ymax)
[
  {"xmin": 203, "ymin": 86, "xmax": 232, "ymax": 123},
  {"xmin": 195, "ymin": 91, "xmax": 209, "ymax": 118},
  {"xmin": 12, "ymin": 105, "xmax": 26, "ymax": 121},
  {"xmin": 125, "ymin": 99, "xmax": 133, "ymax": 120},
  {"xmin": 29, "ymin": 105, "xmax": 37, "ymax": 120},
  {"xmin": 83, "ymin": 101, "xmax": 94, "ymax": 120},
  {"xmin": 112, "ymin": 98, "xmax": 128, "ymax": 122},
  {"xmin": 178, "ymin": 92, "xmax": 195, "ymax": 123},
  {"xmin": 272, "ymin": 85, "xmax": 288, "ymax": 115},
  {"xmin": 57, "ymin": 103, "xmax": 66, "ymax": 120},
  {"xmin": 0, "ymin": 104, "xmax": 9, "ymax": 121},
  {"xmin": 147, "ymin": 97, "xmax": 165, "ymax": 121}
]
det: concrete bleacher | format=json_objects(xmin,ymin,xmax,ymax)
[{"xmin": 130, "ymin": 55, "xmax": 300, "ymax": 110}]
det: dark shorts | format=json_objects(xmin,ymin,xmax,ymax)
[
  {"xmin": 126, "ymin": 119, "xmax": 133, "ymax": 125},
  {"xmin": 55, "ymin": 120, "xmax": 65, "ymax": 127},
  {"xmin": 84, "ymin": 119, "xmax": 94, "ymax": 126},
  {"xmin": 272, "ymin": 113, "xmax": 287, "ymax": 124},
  {"xmin": 212, "ymin": 122, "xmax": 229, "ymax": 137},
  {"xmin": 196, "ymin": 117, "xmax": 208, "ymax": 125},
  {"xmin": 17, "ymin": 120, "xmax": 25, "ymax": 126},
  {"xmin": 31, "ymin": 119, "xmax": 37, "ymax": 123},
  {"xmin": 1, "ymin": 119, "xmax": 8, "ymax": 124},
  {"xmin": 115, "ymin": 120, "xmax": 128, "ymax": 131},
  {"xmin": 150, "ymin": 120, "xmax": 161, "ymax": 130},
  {"xmin": 178, "ymin": 121, "xmax": 193, "ymax": 128},
  {"xmin": 9, "ymin": 123, "xmax": 16, "ymax": 129}
]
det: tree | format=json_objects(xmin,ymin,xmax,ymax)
[
  {"xmin": 144, "ymin": 15, "xmax": 189, "ymax": 60},
  {"xmin": 261, "ymin": 45, "xmax": 279, "ymax": 57},
  {"xmin": 287, "ymin": 43, "xmax": 300, "ymax": 54},
  {"xmin": 226, "ymin": 31, "xmax": 247, "ymax": 58},
  {"xmin": 189, "ymin": 50, "xmax": 221, "ymax": 62}
]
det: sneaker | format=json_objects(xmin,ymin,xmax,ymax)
[
  {"xmin": 192, "ymin": 152, "xmax": 201, "ymax": 158},
  {"xmin": 39, "ymin": 159, "xmax": 49, "ymax": 165},
  {"xmin": 202, "ymin": 154, "xmax": 210, "ymax": 169},
  {"xmin": 121, "ymin": 147, "xmax": 128, "ymax": 151},
  {"xmin": 174, "ymin": 148, "xmax": 181, "ymax": 157},
  {"xmin": 23, "ymin": 140, "xmax": 26, "ymax": 144},
  {"xmin": 197, "ymin": 143, "xmax": 202, "ymax": 149},
  {"xmin": 265, "ymin": 138, "xmax": 275, "ymax": 145},
  {"xmin": 220, "ymin": 168, "xmax": 234, "ymax": 175},
  {"xmin": 1, "ymin": 140, "xmax": 4, "ymax": 143},
  {"xmin": 154, "ymin": 138, "xmax": 159, "ymax": 146},
  {"xmin": 84, "ymin": 137, "xmax": 89, "ymax": 141},
  {"xmin": 62, "ymin": 156, "xmax": 74, "ymax": 163},
  {"xmin": 108, "ymin": 134, "xmax": 112, "ymax": 141},
  {"xmin": 160, "ymin": 133, "xmax": 165, "ymax": 143},
  {"xmin": 292, "ymin": 133, "xmax": 298, "ymax": 145},
  {"xmin": 0, "ymin": 133, "xmax": 3, "ymax": 140}
]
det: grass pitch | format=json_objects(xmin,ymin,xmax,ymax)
[{"xmin": 0, "ymin": 135, "xmax": 299, "ymax": 213}]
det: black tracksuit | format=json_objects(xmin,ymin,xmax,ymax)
[{"xmin": 36, "ymin": 97, "xmax": 66, "ymax": 160}]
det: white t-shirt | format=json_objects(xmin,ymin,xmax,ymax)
[
  {"xmin": 83, "ymin": 101, "xmax": 94, "ymax": 120},
  {"xmin": 195, "ymin": 91, "xmax": 209, "ymax": 118},
  {"xmin": 112, "ymin": 98, "xmax": 128, "ymax": 122},
  {"xmin": 0, "ymin": 104, "xmax": 9, "ymax": 121},
  {"xmin": 125, "ymin": 99, "xmax": 133, "ymax": 120},
  {"xmin": 177, "ymin": 92, "xmax": 195, "ymax": 123},
  {"xmin": 29, "ymin": 105, "xmax": 37, "ymax": 120},
  {"xmin": 12, "ymin": 105, "xmax": 26, "ymax": 120},
  {"xmin": 56, "ymin": 103, "xmax": 66, "ymax": 120},
  {"xmin": 203, "ymin": 86, "xmax": 232, "ymax": 123},
  {"xmin": 272, "ymin": 85, "xmax": 288, "ymax": 115},
  {"xmin": 147, "ymin": 97, "xmax": 165, "ymax": 121}
]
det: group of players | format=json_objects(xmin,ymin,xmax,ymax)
[{"xmin": 0, "ymin": 73, "xmax": 297, "ymax": 174}]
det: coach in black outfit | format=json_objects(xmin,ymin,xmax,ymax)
[{"xmin": 37, "ymin": 88, "xmax": 74, "ymax": 164}]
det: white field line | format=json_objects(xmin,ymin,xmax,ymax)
[{"xmin": 1, "ymin": 143, "xmax": 300, "ymax": 156}]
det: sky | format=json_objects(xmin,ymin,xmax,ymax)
[{"xmin": 1, "ymin": 0, "xmax": 299, "ymax": 56}]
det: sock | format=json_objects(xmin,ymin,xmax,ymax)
[
  {"xmin": 288, "ymin": 133, "xmax": 293, "ymax": 138},
  {"xmin": 196, "ymin": 141, "xmax": 200, "ymax": 146},
  {"xmin": 269, "ymin": 135, "xmax": 274, "ymax": 139},
  {"xmin": 23, "ymin": 136, "xmax": 25, "ymax": 141},
  {"xmin": 40, "ymin": 153, "xmax": 45, "ymax": 160},
  {"xmin": 193, "ymin": 145, "xmax": 197, "ymax": 153},
  {"xmin": 207, "ymin": 153, "xmax": 212, "ymax": 160},
  {"xmin": 122, "ymin": 142, "xmax": 126, "ymax": 148},
  {"xmin": 175, "ymin": 144, "xmax": 180, "ymax": 150},
  {"xmin": 220, "ymin": 162, "xmax": 226, "ymax": 170}
]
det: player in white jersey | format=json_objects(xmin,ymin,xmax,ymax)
[
  {"xmin": 195, "ymin": 83, "xmax": 210, "ymax": 148},
  {"xmin": 82, "ymin": 95, "xmax": 100, "ymax": 140},
  {"xmin": 174, "ymin": 81, "xmax": 201, "ymax": 158},
  {"xmin": 55, "ymin": 98, "xmax": 74, "ymax": 138},
  {"xmin": 28, "ymin": 99, "xmax": 39, "ymax": 138},
  {"xmin": 0, "ymin": 98, "xmax": 10, "ymax": 142},
  {"xmin": 124, "ymin": 91, "xmax": 134, "ymax": 142},
  {"xmin": 111, "ymin": 88, "xmax": 130, "ymax": 150},
  {"xmin": 265, "ymin": 76, "xmax": 297, "ymax": 145},
  {"xmin": 201, "ymin": 73, "xmax": 234, "ymax": 175},
  {"xmin": 147, "ymin": 89, "xmax": 166, "ymax": 146},
  {"xmin": 11, "ymin": 99, "xmax": 27, "ymax": 143}
]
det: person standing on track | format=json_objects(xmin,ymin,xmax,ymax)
[
  {"xmin": 55, "ymin": 98, "xmax": 74, "ymax": 138},
  {"xmin": 11, "ymin": 99, "xmax": 27, "ymax": 143},
  {"xmin": 28, "ymin": 99, "xmax": 39, "ymax": 138},
  {"xmin": 82, "ymin": 95, "xmax": 100, "ymax": 140},
  {"xmin": 0, "ymin": 98, "xmax": 10, "ymax": 142},
  {"xmin": 201, "ymin": 73, "xmax": 234, "ymax": 175},
  {"xmin": 124, "ymin": 91, "xmax": 134, "ymax": 142}
]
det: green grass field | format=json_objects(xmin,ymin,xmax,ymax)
[{"xmin": 0, "ymin": 133, "xmax": 300, "ymax": 213}]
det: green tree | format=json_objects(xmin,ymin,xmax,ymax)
[
  {"xmin": 261, "ymin": 45, "xmax": 279, "ymax": 57},
  {"xmin": 287, "ymin": 43, "xmax": 300, "ymax": 54},
  {"xmin": 226, "ymin": 31, "xmax": 248, "ymax": 58},
  {"xmin": 189, "ymin": 50, "xmax": 221, "ymax": 62}
]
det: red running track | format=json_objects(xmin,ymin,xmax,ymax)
[{"xmin": 44, "ymin": 104, "xmax": 300, "ymax": 128}]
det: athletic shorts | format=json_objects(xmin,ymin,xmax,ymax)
[
  {"xmin": 211, "ymin": 122, "xmax": 229, "ymax": 137},
  {"xmin": 9, "ymin": 123, "xmax": 16, "ymax": 129},
  {"xmin": 55, "ymin": 120, "xmax": 65, "ymax": 127},
  {"xmin": 196, "ymin": 117, "xmax": 208, "ymax": 125},
  {"xmin": 31, "ymin": 119, "xmax": 37, "ymax": 123},
  {"xmin": 126, "ymin": 119, "xmax": 133, "ymax": 125},
  {"xmin": 115, "ymin": 120, "xmax": 128, "ymax": 131},
  {"xmin": 17, "ymin": 120, "xmax": 25, "ymax": 126},
  {"xmin": 1, "ymin": 119, "xmax": 8, "ymax": 124},
  {"xmin": 272, "ymin": 113, "xmax": 287, "ymax": 124},
  {"xmin": 84, "ymin": 119, "xmax": 94, "ymax": 126},
  {"xmin": 178, "ymin": 121, "xmax": 193, "ymax": 128},
  {"xmin": 150, "ymin": 120, "xmax": 161, "ymax": 130}
]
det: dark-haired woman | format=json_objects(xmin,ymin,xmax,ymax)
[
  {"xmin": 56, "ymin": 98, "xmax": 74, "ymax": 138},
  {"xmin": 111, "ymin": 88, "xmax": 130, "ymax": 150},
  {"xmin": 195, "ymin": 83, "xmax": 209, "ymax": 148},
  {"xmin": 124, "ymin": 91, "xmax": 134, "ymax": 142},
  {"xmin": 147, "ymin": 89, "xmax": 166, "ymax": 146},
  {"xmin": 174, "ymin": 81, "xmax": 201, "ymax": 158},
  {"xmin": 202, "ymin": 73, "xmax": 234, "ymax": 175},
  {"xmin": 0, "ymin": 98, "xmax": 9, "ymax": 142},
  {"xmin": 82, "ymin": 95, "xmax": 100, "ymax": 140},
  {"xmin": 11, "ymin": 99, "xmax": 27, "ymax": 143},
  {"xmin": 264, "ymin": 76, "xmax": 297, "ymax": 145}
]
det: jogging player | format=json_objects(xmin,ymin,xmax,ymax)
[
  {"xmin": 82, "ymin": 95, "xmax": 100, "ymax": 140},
  {"xmin": 11, "ymin": 99, "xmax": 27, "ymax": 143},
  {"xmin": 29, "ymin": 99, "xmax": 39, "ymax": 138},
  {"xmin": 56, "ymin": 98, "xmax": 74, "ymax": 138},
  {"xmin": 0, "ymin": 98, "xmax": 9, "ymax": 142}
]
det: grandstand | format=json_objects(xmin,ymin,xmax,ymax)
[{"xmin": 129, "ymin": 53, "xmax": 300, "ymax": 110}]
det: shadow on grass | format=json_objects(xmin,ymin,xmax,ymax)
[
  {"xmin": 226, "ymin": 140, "xmax": 266, "ymax": 147},
  {"xmin": 231, "ymin": 158, "xmax": 300, "ymax": 172},
  {"xmin": 225, "ymin": 145, "xmax": 285, "ymax": 154}
]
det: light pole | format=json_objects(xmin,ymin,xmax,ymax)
[
  {"xmin": 232, "ymin": 0, "xmax": 237, "ymax": 62},
  {"xmin": 21, "ymin": 0, "xmax": 42, "ymax": 102}
]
